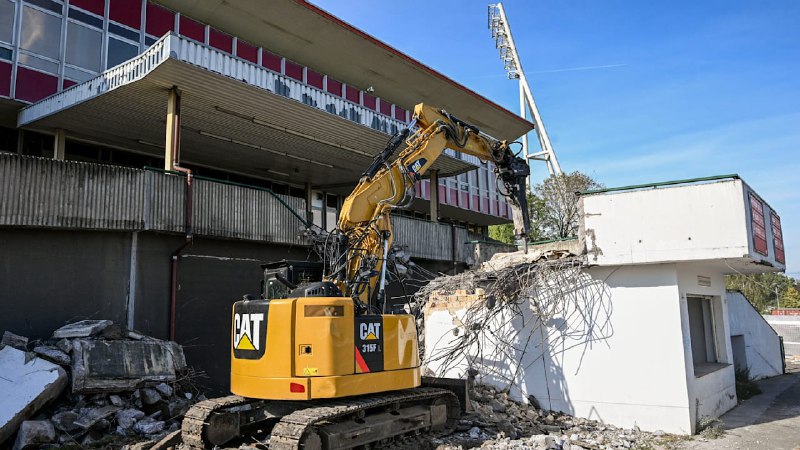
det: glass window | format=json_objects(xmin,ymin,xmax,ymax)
[
  {"xmin": 0, "ymin": 0, "xmax": 15, "ymax": 44},
  {"xmin": 66, "ymin": 22, "xmax": 102, "ymax": 72},
  {"xmin": 20, "ymin": 5, "xmax": 62, "ymax": 59},
  {"xmin": 64, "ymin": 65, "xmax": 93, "ymax": 83},
  {"xmin": 107, "ymin": 37, "xmax": 138, "ymax": 69},
  {"xmin": 18, "ymin": 52, "xmax": 58, "ymax": 73}
]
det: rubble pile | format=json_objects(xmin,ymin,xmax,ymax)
[
  {"xmin": 432, "ymin": 385, "xmax": 676, "ymax": 450},
  {"xmin": 0, "ymin": 320, "xmax": 200, "ymax": 450}
]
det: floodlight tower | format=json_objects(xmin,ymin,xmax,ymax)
[{"xmin": 488, "ymin": 3, "xmax": 562, "ymax": 181}]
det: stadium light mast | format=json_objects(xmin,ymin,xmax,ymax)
[{"xmin": 488, "ymin": 3, "xmax": 562, "ymax": 181}]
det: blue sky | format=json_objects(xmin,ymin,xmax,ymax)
[{"xmin": 312, "ymin": 0, "xmax": 800, "ymax": 276}]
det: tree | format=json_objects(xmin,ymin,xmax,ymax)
[
  {"xmin": 488, "ymin": 171, "xmax": 602, "ymax": 244},
  {"xmin": 534, "ymin": 171, "xmax": 603, "ymax": 239},
  {"xmin": 726, "ymin": 273, "xmax": 796, "ymax": 313},
  {"xmin": 783, "ymin": 286, "xmax": 800, "ymax": 309},
  {"xmin": 488, "ymin": 192, "xmax": 547, "ymax": 244}
]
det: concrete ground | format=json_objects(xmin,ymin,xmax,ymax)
[{"xmin": 685, "ymin": 364, "xmax": 800, "ymax": 450}]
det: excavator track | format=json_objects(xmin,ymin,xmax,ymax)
[{"xmin": 180, "ymin": 387, "xmax": 459, "ymax": 449}]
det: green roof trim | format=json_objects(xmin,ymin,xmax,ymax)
[{"xmin": 579, "ymin": 174, "xmax": 740, "ymax": 196}]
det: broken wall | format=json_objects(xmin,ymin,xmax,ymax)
[{"xmin": 424, "ymin": 263, "xmax": 696, "ymax": 434}]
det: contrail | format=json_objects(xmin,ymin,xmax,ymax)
[{"xmin": 529, "ymin": 63, "xmax": 628, "ymax": 74}]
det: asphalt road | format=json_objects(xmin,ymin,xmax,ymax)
[{"xmin": 686, "ymin": 366, "xmax": 800, "ymax": 450}]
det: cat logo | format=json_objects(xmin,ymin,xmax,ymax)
[
  {"xmin": 359, "ymin": 322, "xmax": 381, "ymax": 341},
  {"xmin": 233, "ymin": 313, "xmax": 264, "ymax": 351},
  {"xmin": 405, "ymin": 158, "xmax": 427, "ymax": 177}
]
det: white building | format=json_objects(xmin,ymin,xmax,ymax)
[{"xmin": 424, "ymin": 175, "xmax": 786, "ymax": 434}]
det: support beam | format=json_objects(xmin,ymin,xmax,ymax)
[
  {"xmin": 53, "ymin": 129, "xmax": 66, "ymax": 160},
  {"xmin": 429, "ymin": 170, "xmax": 439, "ymax": 222},
  {"xmin": 164, "ymin": 87, "xmax": 181, "ymax": 171},
  {"xmin": 305, "ymin": 182, "xmax": 313, "ymax": 225}
]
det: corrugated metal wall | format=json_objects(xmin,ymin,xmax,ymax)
[
  {"xmin": 0, "ymin": 155, "xmax": 307, "ymax": 246},
  {"xmin": 0, "ymin": 155, "xmax": 501, "ymax": 260}
]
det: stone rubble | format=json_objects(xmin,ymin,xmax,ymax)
[
  {"xmin": 431, "ymin": 384, "xmax": 679, "ymax": 450},
  {"xmin": 0, "ymin": 320, "xmax": 203, "ymax": 449}
]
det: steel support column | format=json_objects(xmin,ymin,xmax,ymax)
[
  {"xmin": 53, "ymin": 129, "xmax": 66, "ymax": 160},
  {"xmin": 164, "ymin": 87, "xmax": 181, "ymax": 171}
]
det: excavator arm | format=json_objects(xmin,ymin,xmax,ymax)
[{"xmin": 329, "ymin": 103, "xmax": 531, "ymax": 309}]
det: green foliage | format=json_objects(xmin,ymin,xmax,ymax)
[
  {"xmin": 783, "ymin": 286, "xmax": 800, "ymax": 309},
  {"xmin": 735, "ymin": 367, "xmax": 762, "ymax": 401},
  {"xmin": 726, "ymin": 273, "xmax": 797, "ymax": 313},
  {"xmin": 488, "ymin": 223, "xmax": 516, "ymax": 244},
  {"xmin": 489, "ymin": 171, "xmax": 602, "ymax": 244}
]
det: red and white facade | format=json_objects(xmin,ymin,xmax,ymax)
[{"xmin": 0, "ymin": 0, "xmax": 520, "ymax": 226}]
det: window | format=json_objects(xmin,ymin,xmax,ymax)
[
  {"xmin": 66, "ymin": 21, "xmax": 102, "ymax": 72},
  {"xmin": 20, "ymin": 5, "xmax": 62, "ymax": 59},
  {"xmin": 107, "ymin": 36, "xmax": 138, "ymax": 69},
  {"xmin": 687, "ymin": 296, "xmax": 720, "ymax": 375},
  {"xmin": 0, "ymin": 0, "xmax": 15, "ymax": 44}
]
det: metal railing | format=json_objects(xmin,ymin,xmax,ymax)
[{"xmin": 19, "ymin": 33, "xmax": 407, "ymax": 134}]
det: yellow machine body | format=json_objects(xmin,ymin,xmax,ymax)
[{"xmin": 230, "ymin": 297, "xmax": 420, "ymax": 400}]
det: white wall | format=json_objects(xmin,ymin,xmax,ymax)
[
  {"xmin": 727, "ymin": 291, "xmax": 784, "ymax": 379},
  {"xmin": 675, "ymin": 263, "xmax": 737, "ymax": 431},
  {"xmin": 424, "ymin": 264, "xmax": 695, "ymax": 434},
  {"xmin": 580, "ymin": 179, "xmax": 785, "ymax": 271}
]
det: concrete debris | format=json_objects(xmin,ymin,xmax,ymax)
[
  {"xmin": 71, "ymin": 337, "xmax": 187, "ymax": 393},
  {"xmin": 55, "ymin": 338, "xmax": 73, "ymax": 354},
  {"xmin": 133, "ymin": 418, "xmax": 165, "ymax": 435},
  {"xmin": 52, "ymin": 319, "xmax": 112, "ymax": 339},
  {"xmin": 0, "ymin": 346, "xmax": 68, "ymax": 445},
  {"xmin": 432, "ymin": 384, "xmax": 675, "ymax": 450},
  {"xmin": 140, "ymin": 387, "xmax": 163, "ymax": 405},
  {"xmin": 74, "ymin": 405, "xmax": 121, "ymax": 430},
  {"xmin": 2, "ymin": 331, "xmax": 29, "ymax": 349},
  {"xmin": 0, "ymin": 320, "xmax": 201, "ymax": 449},
  {"xmin": 50, "ymin": 411, "xmax": 80, "ymax": 433},
  {"xmin": 155, "ymin": 382, "xmax": 174, "ymax": 398},
  {"xmin": 12, "ymin": 420, "xmax": 55, "ymax": 450},
  {"xmin": 32, "ymin": 345, "xmax": 71, "ymax": 365},
  {"xmin": 116, "ymin": 408, "xmax": 146, "ymax": 429}
]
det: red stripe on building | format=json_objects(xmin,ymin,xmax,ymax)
[
  {"xmin": 109, "ymin": 0, "xmax": 142, "ymax": 29},
  {"xmin": 262, "ymin": 50, "xmax": 281, "ymax": 73},
  {"xmin": 284, "ymin": 60, "xmax": 303, "ymax": 81},
  {"xmin": 179, "ymin": 16, "xmax": 205, "ymax": 42},
  {"xmin": 237, "ymin": 40, "xmax": 258, "ymax": 64},
  {"xmin": 145, "ymin": 3, "xmax": 174, "ymax": 37},
  {"xmin": 0, "ymin": 61, "xmax": 11, "ymax": 97},
  {"xmin": 306, "ymin": 69, "xmax": 323, "ymax": 89},
  {"xmin": 345, "ymin": 85, "xmax": 359, "ymax": 103},
  {"xmin": 209, "ymin": 28, "xmax": 233, "ymax": 53},
  {"xmin": 70, "ymin": 0, "xmax": 104, "ymax": 15},
  {"xmin": 326, "ymin": 77, "xmax": 342, "ymax": 96},
  {"xmin": 15, "ymin": 67, "xmax": 58, "ymax": 103}
]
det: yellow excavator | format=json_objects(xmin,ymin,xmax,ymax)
[{"xmin": 180, "ymin": 104, "xmax": 531, "ymax": 449}]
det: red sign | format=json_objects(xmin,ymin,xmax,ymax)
[
  {"xmin": 772, "ymin": 309, "xmax": 800, "ymax": 316},
  {"xmin": 772, "ymin": 213, "xmax": 785, "ymax": 264},
  {"xmin": 749, "ymin": 193, "xmax": 768, "ymax": 256}
]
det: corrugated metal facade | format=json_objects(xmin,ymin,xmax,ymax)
[
  {"xmin": 0, "ymin": 155, "xmax": 500, "ymax": 261},
  {"xmin": 0, "ymin": 155, "xmax": 307, "ymax": 246}
]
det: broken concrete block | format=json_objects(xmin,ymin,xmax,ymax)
[
  {"xmin": 55, "ymin": 339, "xmax": 73, "ymax": 354},
  {"xmin": 52, "ymin": 320, "xmax": 112, "ymax": 339},
  {"xmin": 115, "ymin": 409, "xmax": 145, "ymax": 429},
  {"xmin": 0, "ymin": 347, "xmax": 67, "ymax": 445},
  {"xmin": 1, "ymin": 331, "xmax": 29, "ymax": 349},
  {"xmin": 140, "ymin": 388, "xmax": 162, "ymax": 406},
  {"xmin": 51, "ymin": 411, "xmax": 80, "ymax": 433},
  {"xmin": 154, "ymin": 382, "xmax": 173, "ymax": 398},
  {"xmin": 109, "ymin": 394, "xmax": 126, "ymax": 407},
  {"xmin": 12, "ymin": 420, "xmax": 55, "ymax": 450},
  {"xmin": 71, "ymin": 339, "xmax": 187, "ymax": 393},
  {"xmin": 133, "ymin": 419, "xmax": 165, "ymax": 435},
  {"xmin": 74, "ymin": 405, "xmax": 121, "ymax": 430},
  {"xmin": 33, "ymin": 346, "xmax": 71, "ymax": 365}
]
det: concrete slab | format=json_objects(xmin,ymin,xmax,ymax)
[
  {"xmin": 71, "ymin": 339, "xmax": 186, "ymax": 393},
  {"xmin": 0, "ymin": 347, "xmax": 68, "ymax": 444},
  {"xmin": 52, "ymin": 320, "xmax": 112, "ymax": 338}
]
